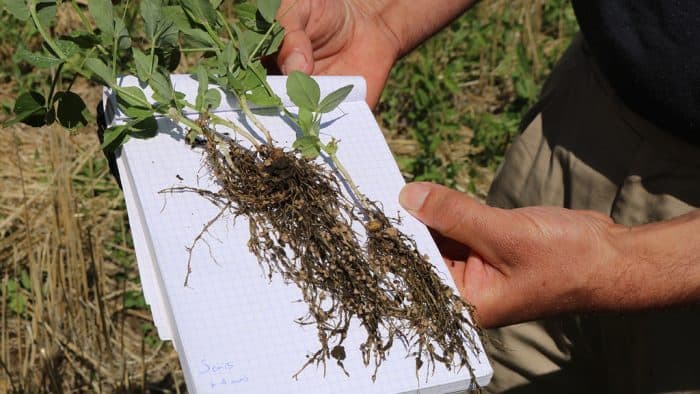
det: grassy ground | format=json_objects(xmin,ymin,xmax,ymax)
[{"xmin": 0, "ymin": 1, "xmax": 576, "ymax": 392}]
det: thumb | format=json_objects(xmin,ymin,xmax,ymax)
[
  {"xmin": 277, "ymin": 31, "xmax": 314, "ymax": 75},
  {"xmin": 276, "ymin": 2, "xmax": 314, "ymax": 75},
  {"xmin": 398, "ymin": 182, "xmax": 511, "ymax": 265}
]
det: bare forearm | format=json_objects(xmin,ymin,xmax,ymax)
[
  {"xmin": 371, "ymin": 0, "xmax": 478, "ymax": 56},
  {"xmin": 600, "ymin": 210, "xmax": 700, "ymax": 311}
]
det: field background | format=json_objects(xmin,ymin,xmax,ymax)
[{"xmin": 0, "ymin": 1, "xmax": 577, "ymax": 392}]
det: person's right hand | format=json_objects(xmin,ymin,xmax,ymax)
[{"xmin": 275, "ymin": 0, "xmax": 402, "ymax": 108}]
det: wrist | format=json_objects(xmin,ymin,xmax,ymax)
[{"xmin": 599, "ymin": 211, "xmax": 700, "ymax": 311}]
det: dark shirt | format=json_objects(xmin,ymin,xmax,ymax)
[{"xmin": 572, "ymin": 0, "xmax": 700, "ymax": 145}]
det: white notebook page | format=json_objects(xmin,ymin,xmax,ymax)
[{"xmin": 110, "ymin": 75, "xmax": 492, "ymax": 393}]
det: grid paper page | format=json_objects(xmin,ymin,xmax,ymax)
[{"xmin": 113, "ymin": 76, "xmax": 492, "ymax": 393}]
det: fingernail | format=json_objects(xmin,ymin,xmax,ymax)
[
  {"xmin": 282, "ymin": 50, "xmax": 308, "ymax": 74},
  {"xmin": 399, "ymin": 183, "xmax": 431, "ymax": 212}
]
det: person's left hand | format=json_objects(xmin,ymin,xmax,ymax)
[{"xmin": 399, "ymin": 182, "xmax": 627, "ymax": 328}]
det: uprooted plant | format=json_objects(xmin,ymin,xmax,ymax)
[{"xmin": 3, "ymin": 0, "xmax": 482, "ymax": 382}]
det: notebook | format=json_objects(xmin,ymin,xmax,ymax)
[{"xmin": 105, "ymin": 74, "xmax": 493, "ymax": 393}]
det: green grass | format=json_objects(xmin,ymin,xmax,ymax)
[{"xmin": 378, "ymin": 0, "xmax": 577, "ymax": 195}]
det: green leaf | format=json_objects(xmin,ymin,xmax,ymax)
[
  {"xmin": 195, "ymin": 64, "xmax": 208, "ymax": 111},
  {"xmin": 162, "ymin": 5, "xmax": 191, "ymax": 30},
  {"xmin": 286, "ymin": 71, "xmax": 320, "ymax": 111},
  {"xmin": 318, "ymin": 84, "xmax": 353, "ymax": 113},
  {"xmin": 245, "ymin": 86, "xmax": 279, "ymax": 107},
  {"xmin": 85, "ymin": 57, "xmax": 114, "ymax": 86},
  {"xmin": 156, "ymin": 45, "xmax": 180, "ymax": 72},
  {"xmin": 15, "ymin": 46, "xmax": 63, "ymax": 69},
  {"xmin": 117, "ymin": 87, "xmax": 154, "ymax": 119},
  {"xmin": 233, "ymin": 24, "xmax": 250, "ymax": 67},
  {"xmin": 9, "ymin": 291, "xmax": 27, "ymax": 315},
  {"xmin": 6, "ymin": 279, "xmax": 18, "ymax": 293},
  {"xmin": 128, "ymin": 116, "xmax": 158, "ymax": 139},
  {"xmin": 256, "ymin": 0, "xmax": 280, "ymax": 23},
  {"xmin": 221, "ymin": 41, "xmax": 237, "ymax": 72},
  {"xmin": 4, "ymin": 0, "xmax": 29, "ymax": 21},
  {"xmin": 227, "ymin": 67, "xmax": 259, "ymax": 92},
  {"xmin": 117, "ymin": 86, "xmax": 151, "ymax": 109},
  {"xmin": 123, "ymin": 290, "xmax": 147, "ymax": 309},
  {"xmin": 36, "ymin": 0, "xmax": 57, "ymax": 29},
  {"xmin": 149, "ymin": 71, "xmax": 174, "ymax": 103},
  {"xmin": 181, "ymin": 0, "xmax": 217, "ymax": 27},
  {"xmin": 19, "ymin": 270, "xmax": 31, "ymax": 290},
  {"xmin": 156, "ymin": 20, "xmax": 179, "ymax": 47},
  {"xmin": 55, "ymin": 91, "xmax": 89, "ymax": 129},
  {"xmin": 322, "ymin": 138, "xmax": 339, "ymax": 155},
  {"xmin": 236, "ymin": 27, "xmax": 269, "ymax": 67},
  {"xmin": 235, "ymin": 2, "xmax": 270, "ymax": 33},
  {"xmin": 296, "ymin": 107, "xmax": 312, "ymax": 134},
  {"xmin": 203, "ymin": 89, "xmax": 221, "ymax": 110},
  {"xmin": 162, "ymin": 5, "xmax": 192, "ymax": 30},
  {"xmin": 5, "ymin": 91, "xmax": 47, "ymax": 127},
  {"xmin": 119, "ymin": 104, "xmax": 153, "ymax": 120},
  {"xmin": 140, "ymin": 0, "xmax": 163, "ymax": 41},
  {"xmin": 88, "ymin": 0, "xmax": 114, "ymax": 38},
  {"xmin": 54, "ymin": 39, "xmax": 81, "ymax": 59},
  {"xmin": 195, "ymin": 67, "xmax": 220, "ymax": 111},
  {"xmin": 262, "ymin": 24, "xmax": 285, "ymax": 57},
  {"xmin": 132, "ymin": 48, "xmax": 152, "ymax": 82},
  {"xmin": 181, "ymin": 27, "xmax": 216, "ymax": 48},
  {"xmin": 114, "ymin": 18, "xmax": 132, "ymax": 50},
  {"xmin": 101, "ymin": 125, "xmax": 128, "ymax": 150},
  {"xmin": 61, "ymin": 32, "xmax": 100, "ymax": 49},
  {"xmin": 292, "ymin": 135, "xmax": 320, "ymax": 159}
]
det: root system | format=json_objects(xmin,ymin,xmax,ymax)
[{"xmin": 176, "ymin": 127, "xmax": 482, "ymax": 382}]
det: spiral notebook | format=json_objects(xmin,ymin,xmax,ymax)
[{"xmin": 105, "ymin": 75, "xmax": 492, "ymax": 393}]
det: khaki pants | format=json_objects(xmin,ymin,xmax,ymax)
[{"xmin": 484, "ymin": 35, "xmax": 700, "ymax": 393}]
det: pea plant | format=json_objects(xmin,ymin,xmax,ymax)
[{"xmin": 3, "ymin": 0, "xmax": 482, "ymax": 382}]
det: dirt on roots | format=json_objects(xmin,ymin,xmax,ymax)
[{"xmin": 170, "ymin": 130, "xmax": 484, "ymax": 381}]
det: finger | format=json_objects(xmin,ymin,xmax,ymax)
[
  {"xmin": 429, "ymin": 228, "xmax": 470, "ymax": 262},
  {"xmin": 460, "ymin": 252, "xmax": 510, "ymax": 328},
  {"xmin": 399, "ymin": 182, "xmax": 513, "ymax": 264},
  {"xmin": 441, "ymin": 249, "xmax": 509, "ymax": 328},
  {"xmin": 580, "ymin": 209, "xmax": 614, "ymax": 223},
  {"xmin": 409, "ymin": 184, "xmax": 520, "ymax": 327},
  {"xmin": 277, "ymin": 31, "xmax": 314, "ymax": 74},
  {"xmin": 275, "ymin": 1, "xmax": 314, "ymax": 74}
]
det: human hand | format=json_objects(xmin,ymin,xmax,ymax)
[
  {"xmin": 398, "ymin": 182, "xmax": 628, "ymax": 328},
  {"xmin": 274, "ymin": 0, "xmax": 402, "ymax": 108}
]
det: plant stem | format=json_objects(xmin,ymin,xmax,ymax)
[
  {"xmin": 181, "ymin": 100, "xmax": 260, "ymax": 147},
  {"xmin": 70, "ymin": 0, "xmax": 93, "ymax": 32},
  {"xmin": 249, "ymin": 64, "xmax": 277, "ymax": 100},
  {"xmin": 217, "ymin": 10, "xmax": 237, "ymax": 46},
  {"xmin": 111, "ymin": 33, "xmax": 119, "ymax": 80},
  {"xmin": 148, "ymin": 44, "xmax": 157, "ymax": 76},
  {"xmin": 109, "ymin": 0, "xmax": 131, "ymax": 79},
  {"xmin": 28, "ymin": 0, "xmax": 65, "ymax": 60},
  {"xmin": 46, "ymin": 63, "xmax": 64, "ymax": 106},
  {"xmin": 328, "ymin": 152, "xmax": 371, "ymax": 212},
  {"xmin": 203, "ymin": 22, "xmax": 225, "ymax": 51},
  {"xmin": 246, "ymin": 22, "xmax": 278, "ymax": 67},
  {"xmin": 179, "ymin": 47, "xmax": 217, "ymax": 53},
  {"xmin": 208, "ymin": 114, "xmax": 261, "ymax": 148},
  {"xmin": 165, "ymin": 107, "xmax": 202, "ymax": 134},
  {"xmin": 236, "ymin": 93, "xmax": 273, "ymax": 145}
]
